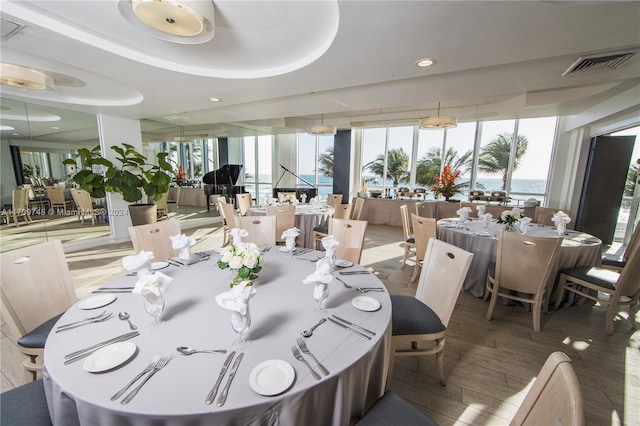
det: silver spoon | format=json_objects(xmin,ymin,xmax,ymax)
[
  {"xmin": 301, "ymin": 318, "xmax": 327, "ymax": 338},
  {"xmin": 118, "ymin": 312, "xmax": 137, "ymax": 330},
  {"xmin": 176, "ymin": 346, "xmax": 227, "ymax": 355}
]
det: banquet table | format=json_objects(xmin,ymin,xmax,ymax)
[
  {"xmin": 43, "ymin": 249, "xmax": 390, "ymax": 426},
  {"xmin": 247, "ymin": 204, "xmax": 334, "ymax": 248},
  {"xmin": 436, "ymin": 218, "xmax": 602, "ymax": 310}
]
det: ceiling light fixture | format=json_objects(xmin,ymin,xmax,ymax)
[
  {"xmin": 0, "ymin": 63, "xmax": 54, "ymax": 90},
  {"xmin": 419, "ymin": 102, "xmax": 457, "ymax": 129},
  {"xmin": 308, "ymin": 114, "xmax": 336, "ymax": 136},
  {"xmin": 208, "ymin": 97, "xmax": 221, "ymax": 102},
  {"xmin": 415, "ymin": 58, "xmax": 435, "ymax": 68},
  {"xmin": 174, "ymin": 125, "xmax": 189, "ymax": 142}
]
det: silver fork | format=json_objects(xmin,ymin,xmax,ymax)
[
  {"xmin": 55, "ymin": 310, "xmax": 108, "ymax": 330},
  {"xmin": 110, "ymin": 356, "xmax": 160, "ymax": 401},
  {"xmin": 121, "ymin": 354, "xmax": 174, "ymax": 405},
  {"xmin": 55, "ymin": 312, "xmax": 113, "ymax": 332},
  {"xmin": 296, "ymin": 338, "xmax": 329, "ymax": 376},
  {"xmin": 291, "ymin": 346, "xmax": 320, "ymax": 380}
]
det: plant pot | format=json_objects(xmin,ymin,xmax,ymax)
[{"xmin": 128, "ymin": 204, "xmax": 157, "ymax": 226}]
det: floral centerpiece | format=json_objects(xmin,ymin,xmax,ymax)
[
  {"xmin": 174, "ymin": 165, "xmax": 187, "ymax": 186},
  {"xmin": 217, "ymin": 242, "xmax": 264, "ymax": 287},
  {"xmin": 432, "ymin": 164, "xmax": 464, "ymax": 201},
  {"xmin": 281, "ymin": 193, "xmax": 297, "ymax": 204},
  {"xmin": 497, "ymin": 209, "xmax": 523, "ymax": 231}
]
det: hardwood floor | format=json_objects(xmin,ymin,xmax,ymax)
[{"xmin": 1, "ymin": 223, "xmax": 638, "ymax": 425}]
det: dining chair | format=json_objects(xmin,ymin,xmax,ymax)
[
  {"xmin": 355, "ymin": 391, "xmax": 437, "ymax": 426},
  {"xmin": 236, "ymin": 192, "xmax": 252, "ymax": 216},
  {"xmin": 313, "ymin": 203, "xmax": 353, "ymax": 249},
  {"xmin": 484, "ymin": 231, "xmax": 562, "ymax": 332},
  {"xmin": 267, "ymin": 204, "xmax": 296, "ymax": 245},
  {"xmin": 0, "ymin": 240, "xmax": 77, "ymax": 380},
  {"xmin": 0, "ymin": 379, "xmax": 53, "ymax": 425},
  {"xmin": 128, "ymin": 219, "xmax": 181, "ymax": 261},
  {"xmin": 601, "ymin": 222, "xmax": 639, "ymax": 271},
  {"xmin": 399, "ymin": 205, "xmax": 415, "ymax": 269},
  {"xmin": 45, "ymin": 185, "xmax": 74, "ymax": 213},
  {"xmin": 510, "ymin": 351, "xmax": 585, "ymax": 426},
  {"xmin": 21, "ymin": 183, "xmax": 50, "ymax": 211},
  {"xmin": 6, "ymin": 188, "xmax": 33, "ymax": 227},
  {"xmin": 435, "ymin": 201, "xmax": 461, "ymax": 220},
  {"xmin": 327, "ymin": 193, "xmax": 343, "ymax": 207},
  {"xmin": 238, "ymin": 216, "xmax": 276, "ymax": 247},
  {"xmin": 70, "ymin": 188, "xmax": 99, "ymax": 225},
  {"xmin": 410, "ymin": 213, "xmax": 437, "ymax": 282},
  {"xmin": 351, "ymin": 197, "xmax": 364, "ymax": 220},
  {"xmin": 218, "ymin": 201, "xmax": 238, "ymax": 246},
  {"xmin": 330, "ymin": 218, "xmax": 368, "ymax": 264},
  {"xmin": 155, "ymin": 190, "xmax": 169, "ymax": 220},
  {"xmin": 553, "ymin": 241, "xmax": 640, "ymax": 335},
  {"xmin": 388, "ymin": 238, "xmax": 473, "ymax": 386},
  {"xmin": 534, "ymin": 206, "xmax": 572, "ymax": 228},
  {"xmin": 415, "ymin": 201, "xmax": 436, "ymax": 218}
]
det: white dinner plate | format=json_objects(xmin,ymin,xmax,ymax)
[
  {"xmin": 335, "ymin": 258, "xmax": 354, "ymax": 268},
  {"xmin": 83, "ymin": 341, "xmax": 137, "ymax": 373},
  {"xmin": 352, "ymin": 296, "xmax": 381, "ymax": 312},
  {"xmin": 78, "ymin": 294, "xmax": 117, "ymax": 310},
  {"xmin": 249, "ymin": 359, "xmax": 295, "ymax": 396},
  {"xmin": 151, "ymin": 261, "xmax": 169, "ymax": 270}
]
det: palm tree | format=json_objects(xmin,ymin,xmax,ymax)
[
  {"xmin": 365, "ymin": 148, "xmax": 410, "ymax": 187},
  {"xmin": 318, "ymin": 148, "xmax": 334, "ymax": 177},
  {"xmin": 478, "ymin": 133, "xmax": 529, "ymax": 190},
  {"xmin": 415, "ymin": 147, "xmax": 472, "ymax": 187},
  {"xmin": 625, "ymin": 159, "xmax": 639, "ymax": 196}
]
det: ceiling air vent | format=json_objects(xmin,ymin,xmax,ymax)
[
  {"xmin": 1, "ymin": 18, "xmax": 26, "ymax": 40},
  {"xmin": 562, "ymin": 51, "xmax": 636, "ymax": 76}
]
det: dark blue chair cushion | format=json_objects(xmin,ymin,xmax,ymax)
[
  {"xmin": 17, "ymin": 314, "xmax": 63, "ymax": 348},
  {"xmin": 601, "ymin": 254, "xmax": 626, "ymax": 269},
  {"xmin": 0, "ymin": 379, "xmax": 52, "ymax": 426},
  {"xmin": 390, "ymin": 295, "xmax": 445, "ymax": 336},
  {"xmin": 406, "ymin": 236, "xmax": 415, "ymax": 244},
  {"xmin": 562, "ymin": 266, "xmax": 618, "ymax": 291},
  {"xmin": 313, "ymin": 223, "xmax": 328, "ymax": 233},
  {"xmin": 356, "ymin": 391, "xmax": 438, "ymax": 426}
]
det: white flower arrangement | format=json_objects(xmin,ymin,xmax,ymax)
[
  {"xmin": 217, "ymin": 242, "xmax": 264, "ymax": 286},
  {"xmin": 497, "ymin": 209, "xmax": 524, "ymax": 226},
  {"xmin": 281, "ymin": 194, "xmax": 297, "ymax": 204}
]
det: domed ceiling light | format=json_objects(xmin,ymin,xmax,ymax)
[
  {"xmin": 119, "ymin": 0, "xmax": 215, "ymax": 44},
  {"xmin": 308, "ymin": 114, "xmax": 336, "ymax": 136},
  {"xmin": 0, "ymin": 63, "xmax": 54, "ymax": 90},
  {"xmin": 419, "ymin": 102, "xmax": 457, "ymax": 129}
]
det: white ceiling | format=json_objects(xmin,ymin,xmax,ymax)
[{"xmin": 1, "ymin": 0, "xmax": 640, "ymax": 144}]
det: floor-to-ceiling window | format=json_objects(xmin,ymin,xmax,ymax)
[
  {"xmin": 243, "ymin": 135, "xmax": 273, "ymax": 200},
  {"xmin": 297, "ymin": 133, "xmax": 334, "ymax": 199}
]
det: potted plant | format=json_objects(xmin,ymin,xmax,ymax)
[{"xmin": 63, "ymin": 144, "xmax": 173, "ymax": 225}]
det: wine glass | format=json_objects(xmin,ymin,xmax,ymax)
[
  {"xmin": 143, "ymin": 292, "xmax": 165, "ymax": 325},
  {"xmin": 313, "ymin": 282, "xmax": 329, "ymax": 315},
  {"xmin": 230, "ymin": 309, "xmax": 251, "ymax": 349}
]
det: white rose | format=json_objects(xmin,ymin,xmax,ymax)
[
  {"xmin": 228, "ymin": 255, "xmax": 244, "ymax": 269},
  {"xmin": 220, "ymin": 248, "xmax": 234, "ymax": 263},
  {"xmin": 243, "ymin": 251, "xmax": 258, "ymax": 269}
]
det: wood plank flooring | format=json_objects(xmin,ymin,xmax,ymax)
[{"xmin": 1, "ymin": 223, "xmax": 638, "ymax": 425}]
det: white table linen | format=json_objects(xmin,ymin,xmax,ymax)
[
  {"xmin": 43, "ymin": 249, "xmax": 390, "ymax": 426},
  {"xmin": 247, "ymin": 205, "xmax": 334, "ymax": 248}
]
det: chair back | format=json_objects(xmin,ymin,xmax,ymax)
[
  {"xmin": 510, "ymin": 352, "xmax": 585, "ymax": 426},
  {"xmin": 415, "ymin": 238, "xmax": 473, "ymax": 326},
  {"xmin": 400, "ymin": 205, "xmax": 412, "ymax": 241},
  {"xmin": 236, "ymin": 193, "xmax": 252, "ymax": 216},
  {"xmin": 435, "ymin": 202, "xmax": 461, "ymax": 220},
  {"xmin": 623, "ymin": 223, "xmax": 640, "ymax": 261},
  {"xmin": 333, "ymin": 203, "xmax": 353, "ymax": 220},
  {"xmin": 614, "ymin": 242, "xmax": 640, "ymax": 299},
  {"xmin": 411, "ymin": 213, "xmax": 437, "ymax": 265},
  {"xmin": 267, "ymin": 205, "xmax": 296, "ymax": 242},
  {"xmin": 220, "ymin": 202, "xmax": 239, "ymax": 229},
  {"xmin": 12, "ymin": 188, "xmax": 29, "ymax": 210},
  {"xmin": 168, "ymin": 186, "xmax": 181, "ymax": 202},
  {"xmin": 0, "ymin": 240, "xmax": 77, "ymax": 342},
  {"xmin": 330, "ymin": 218, "xmax": 368, "ymax": 264},
  {"xmin": 534, "ymin": 207, "xmax": 571, "ymax": 227},
  {"xmin": 495, "ymin": 231, "xmax": 562, "ymax": 295},
  {"xmin": 128, "ymin": 220, "xmax": 181, "ymax": 261},
  {"xmin": 70, "ymin": 189, "xmax": 93, "ymax": 211},
  {"xmin": 45, "ymin": 186, "xmax": 65, "ymax": 205},
  {"xmin": 415, "ymin": 201, "xmax": 436, "ymax": 218},
  {"xmin": 351, "ymin": 197, "xmax": 364, "ymax": 220},
  {"xmin": 238, "ymin": 216, "xmax": 276, "ymax": 247},
  {"xmin": 327, "ymin": 194, "xmax": 343, "ymax": 208}
]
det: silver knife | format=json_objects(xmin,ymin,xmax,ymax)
[
  {"xmin": 216, "ymin": 352, "xmax": 244, "ymax": 407},
  {"xmin": 64, "ymin": 331, "xmax": 140, "ymax": 365},
  {"xmin": 327, "ymin": 317, "xmax": 371, "ymax": 340},
  {"xmin": 205, "ymin": 351, "xmax": 236, "ymax": 405},
  {"xmin": 64, "ymin": 331, "xmax": 140, "ymax": 359},
  {"xmin": 331, "ymin": 315, "xmax": 376, "ymax": 335}
]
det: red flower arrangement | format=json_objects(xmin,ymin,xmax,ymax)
[
  {"xmin": 432, "ymin": 164, "xmax": 464, "ymax": 200},
  {"xmin": 174, "ymin": 165, "xmax": 187, "ymax": 186}
]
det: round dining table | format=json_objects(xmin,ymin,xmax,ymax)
[
  {"xmin": 436, "ymin": 218, "xmax": 602, "ymax": 310},
  {"xmin": 246, "ymin": 204, "xmax": 334, "ymax": 248},
  {"xmin": 43, "ymin": 248, "xmax": 390, "ymax": 426}
]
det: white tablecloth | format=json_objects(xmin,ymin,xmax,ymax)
[
  {"xmin": 43, "ymin": 249, "xmax": 390, "ymax": 425},
  {"xmin": 247, "ymin": 205, "xmax": 334, "ymax": 248},
  {"xmin": 436, "ymin": 218, "xmax": 602, "ymax": 310}
]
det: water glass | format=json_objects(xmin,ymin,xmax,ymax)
[
  {"xmin": 313, "ymin": 282, "xmax": 329, "ymax": 314},
  {"xmin": 231, "ymin": 307, "xmax": 251, "ymax": 349},
  {"xmin": 143, "ymin": 292, "xmax": 165, "ymax": 324}
]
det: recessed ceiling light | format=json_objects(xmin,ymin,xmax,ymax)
[
  {"xmin": 51, "ymin": 126, "xmax": 61, "ymax": 130},
  {"xmin": 1, "ymin": 125, "xmax": 15, "ymax": 131},
  {"xmin": 12, "ymin": 133, "xmax": 19, "ymax": 136},
  {"xmin": 208, "ymin": 97, "xmax": 221, "ymax": 102},
  {"xmin": 0, "ymin": 63, "xmax": 55, "ymax": 90},
  {"xmin": 415, "ymin": 58, "xmax": 436, "ymax": 68}
]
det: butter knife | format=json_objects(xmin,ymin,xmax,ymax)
[
  {"xmin": 216, "ymin": 352, "xmax": 244, "ymax": 407},
  {"xmin": 64, "ymin": 331, "xmax": 140, "ymax": 365},
  {"xmin": 205, "ymin": 351, "xmax": 236, "ymax": 405},
  {"xmin": 331, "ymin": 315, "xmax": 376, "ymax": 336},
  {"xmin": 327, "ymin": 317, "xmax": 371, "ymax": 340},
  {"xmin": 64, "ymin": 331, "xmax": 139, "ymax": 359}
]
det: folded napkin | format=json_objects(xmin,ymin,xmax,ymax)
[
  {"xmin": 303, "ymin": 258, "xmax": 333, "ymax": 284},
  {"xmin": 122, "ymin": 250, "xmax": 154, "ymax": 276},
  {"xmin": 132, "ymin": 272, "xmax": 173, "ymax": 303},
  {"xmin": 512, "ymin": 207, "xmax": 525, "ymax": 215},
  {"xmin": 215, "ymin": 280, "xmax": 256, "ymax": 315},
  {"xmin": 480, "ymin": 212, "xmax": 493, "ymax": 229},
  {"xmin": 229, "ymin": 228, "xmax": 248, "ymax": 246},
  {"xmin": 517, "ymin": 217, "xmax": 532, "ymax": 234},
  {"xmin": 170, "ymin": 233, "xmax": 196, "ymax": 261},
  {"xmin": 282, "ymin": 227, "xmax": 301, "ymax": 252},
  {"xmin": 552, "ymin": 211, "xmax": 571, "ymax": 235},
  {"xmin": 457, "ymin": 207, "xmax": 471, "ymax": 222},
  {"xmin": 476, "ymin": 205, "xmax": 486, "ymax": 216},
  {"xmin": 300, "ymin": 193, "xmax": 307, "ymax": 204},
  {"xmin": 321, "ymin": 235, "xmax": 339, "ymax": 251},
  {"xmin": 260, "ymin": 195, "xmax": 268, "ymax": 207}
]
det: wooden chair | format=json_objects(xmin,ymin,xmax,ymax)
[
  {"xmin": 21, "ymin": 183, "xmax": 49, "ymax": 211},
  {"xmin": 553, "ymin": 241, "xmax": 640, "ymax": 335},
  {"xmin": 415, "ymin": 201, "xmax": 436, "ymax": 218},
  {"xmin": 330, "ymin": 218, "xmax": 368, "ymax": 264},
  {"xmin": 0, "ymin": 240, "xmax": 77, "ymax": 380},
  {"xmin": 355, "ymin": 391, "xmax": 437, "ymax": 426},
  {"xmin": 70, "ymin": 189, "xmax": 99, "ymax": 225},
  {"xmin": 5, "ymin": 188, "xmax": 33, "ymax": 227},
  {"xmin": 219, "ymin": 201, "xmax": 239, "ymax": 246},
  {"xmin": 601, "ymin": 223, "xmax": 640, "ymax": 271},
  {"xmin": 267, "ymin": 204, "xmax": 296, "ymax": 244},
  {"xmin": 236, "ymin": 192, "xmax": 252, "ymax": 216},
  {"xmin": 238, "ymin": 216, "xmax": 276, "ymax": 247},
  {"xmin": 128, "ymin": 220, "xmax": 181, "ymax": 261},
  {"xmin": 388, "ymin": 238, "xmax": 473, "ymax": 386},
  {"xmin": 351, "ymin": 197, "xmax": 364, "ymax": 220},
  {"xmin": 410, "ymin": 213, "xmax": 437, "ymax": 283},
  {"xmin": 0, "ymin": 379, "xmax": 53, "ymax": 425},
  {"xmin": 327, "ymin": 193, "xmax": 343, "ymax": 207},
  {"xmin": 399, "ymin": 205, "xmax": 415, "ymax": 268},
  {"xmin": 154, "ymin": 191, "xmax": 169, "ymax": 220},
  {"xmin": 534, "ymin": 206, "xmax": 571, "ymax": 228},
  {"xmin": 485, "ymin": 231, "xmax": 562, "ymax": 332},
  {"xmin": 167, "ymin": 186, "xmax": 180, "ymax": 214},
  {"xmin": 45, "ymin": 185, "xmax": 73, "ymax": 213},
  {"xmin": 313, "ymin": 203, "xmax": 353, "ymax": 249},
  {"xmin": 510, "ymin": 352, "xmax": 585, "ymax": 426}
]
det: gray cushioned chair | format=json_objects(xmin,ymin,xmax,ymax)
[
  {"xmin": 0, "ymin": 379, "xmax": 52, "ymax": 426},
  {"xmin": 356, "ymin": 391, "xmax": 438, "ymax": 426}
]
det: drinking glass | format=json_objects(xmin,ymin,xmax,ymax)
[
  {"xmin": 143, "ymin": 292, "xmax": 165, "ymax": 324},
  {"xmin": 230, "ymin": 307, "xmax": 251, "ymax": 349},
  {"xmin": 313, "ymin": 282, "xmax": 329, "ymax": 314}
]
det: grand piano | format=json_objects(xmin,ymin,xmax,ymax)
[
  {"xmin": 202, "ymin": 164, "xmax": 245, "ymax": 211},
  {"xmin": 273, "ymin": 164, "xmax": 317, "ymax": 200}
]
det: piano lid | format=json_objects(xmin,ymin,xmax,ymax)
[{"xmin": 202, "ymin": 164, "xmax": 243, "ymax": 185}]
